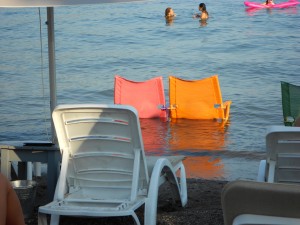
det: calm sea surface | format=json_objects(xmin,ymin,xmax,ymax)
[{"xmin": 0, "ymin": 0, "xmax": 299, "ymax": 181}]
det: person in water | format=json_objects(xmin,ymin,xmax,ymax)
[
  {"xmin": 165, "ymin": 7, "xmax": 176, "ymax": 18},
  {"xmin": 263, "ymin": 0, "xmax": 275, "ymax": 5},
  {"xmin": 0, "ymin": 173, "xmax": 25, "ymax": 225},
  {"xmin": 194, "ymin": 3, "xmax": 209, "ymax": 20},
  {"xmin": 165, "ymin": 7, "xmax": 176, "ymax": 25}
]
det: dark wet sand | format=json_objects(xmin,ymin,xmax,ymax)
[{"xmin": 25, "ymin": 177, "xmax": 227, "ymax": 225}]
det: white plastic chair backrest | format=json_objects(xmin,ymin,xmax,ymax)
[
  {"xmin": 52, "ymin": 104, "xmax": 149, "ymax": 201},
  {"xmin": 266, "ymin": 125, "xmax": 300, "ymax": 162}
]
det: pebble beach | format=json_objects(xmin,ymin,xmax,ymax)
[{"xmin": 25, "ymin": 177, "xmax": 228, "ymax": 225}]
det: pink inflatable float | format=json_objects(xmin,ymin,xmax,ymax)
[{"xmin": 244, "ymin": 0, "xmax": 299, "ymax": 8}]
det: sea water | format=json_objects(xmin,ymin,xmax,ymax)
[{"xmin": 0, "ymin": 0, "xmax": 299, "ymax": 180}]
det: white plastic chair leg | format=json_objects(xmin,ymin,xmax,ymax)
[
  {"xmin": 167, "ymin": 162, "xmax": 188, "ymax": 207},
  {"xmin": 50, "ymin": 215, "xmax": 60, "ymax": 225},
  {"xmin": 132, "ymin": 213, "xmax": 141, "ymax": 225},
  {"xmin": 178, "ymin": 163, "xmax": 188, "ymax": 206},
  {"xmin": 27, "ymin": 162, "xmax": 33, "ymax": 180},
  {"xmin": 38, "ymin": 212, "xmax": 48, "ymax": 225},
  {"xmin": 145, "ymin": 158, "xmax": 167, "ymax": 225},
  {"xmin": 34, "ymin": 162, "xmax": 42, "ymax": 176}
]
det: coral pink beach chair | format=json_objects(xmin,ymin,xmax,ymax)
[{"xmin": 114, "ymin": 75, "xmax": 167, "ymax": 119}]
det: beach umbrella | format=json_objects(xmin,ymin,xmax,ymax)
[{"xmin": 0, "ymin": 0, "xmax": 144, "ymax": 143}]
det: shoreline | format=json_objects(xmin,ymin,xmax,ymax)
[{"xmin": 25, "ymin": 177, "xmax": 227, "ymax": 225}]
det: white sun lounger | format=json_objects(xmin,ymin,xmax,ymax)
[
  {"xmin": 38, "ymin": 104, "xmax": 187, "ymax": 225},
  {"xmin": 257, "ymin": 125, "xmax": 300, "ymax": 183}
]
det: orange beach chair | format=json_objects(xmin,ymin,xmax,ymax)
[
  {"xmin": 114, "ymin": 75, "xmax": 167, "ymax": 119},
  {"xmin": 169, "ymin": 75, "xmax": 231, "ymax": 122}
]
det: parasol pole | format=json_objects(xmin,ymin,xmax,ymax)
[{"xmin": 47, "ymin": 7, "xmax": 57, "ymax": 144}]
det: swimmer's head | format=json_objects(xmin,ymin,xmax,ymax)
[
  {"xmin": 199, "ymin": 3, "xmax": 207, "ymax": 11},
  {"xmin": 265, "ymin": 0, "xmax": 274, "ymax": 4},
  {"xmin": 165, "ymin": 7, "xmax": 175, "ymax": 17}
]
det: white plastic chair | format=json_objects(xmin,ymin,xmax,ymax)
[
  {"xmin": 222, "ymin": 180, "xmax": 300, "ymax": 225},
  {"xmin": 38, "ymin": 104, "xmax": 187, "ymax": 225},
  {"xmin": 257, "ymin": 125, "xmax": 300, "ymax": 183}
]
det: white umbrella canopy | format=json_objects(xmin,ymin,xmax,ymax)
[
  {"xmin": 0, "ymin": 0, "xmax": 144, "ymax": 143},
  {"xmin": 0, "ymin": 0, "xmax": 143, "ymax": 7}
]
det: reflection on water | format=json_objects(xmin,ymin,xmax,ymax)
[
  {"xmin": 140, "ymin": 119, "xmax": 228, "ymax": 179},
  {"xmin": 245, "ymin": 6, "xmax": 298, "ymax": 16},
  {"xmin": 183, "ymin": 156, "xmax": 224, "ymax": 179},
  {"xmin": 168, "ymin": 119, "xmax": 228, "ymax": 151},
  {"xmin": 140, "ymin": 118, "xmax": 169, "ymax": 153}
]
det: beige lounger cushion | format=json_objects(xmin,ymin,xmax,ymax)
[{"xmin": 222, "ymin": 180, "xmax": 300, "ymax": 225}]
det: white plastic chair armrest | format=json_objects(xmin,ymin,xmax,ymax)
[
  {"xmin": 145, "ymin": 158, "xmax": 185, "ymax": 225},
  {"xmin": 257, "ymin": 160, "xmax": 266, "ymax": 182},
  {"xmin": 267, "ymin": 160, "xmax": 275, "ymax": 183}
]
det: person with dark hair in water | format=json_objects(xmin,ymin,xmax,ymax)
[
  {"xmin": 0, "ymin": 173, "xmax": 25, "ymax": 225},
  {"xmin": 263, "ymin": 0, "xmax": 275, "ymax": 5},
  {"xmin": 194, "ymin": 3, "xmax": 209, "ymax": 20}
]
